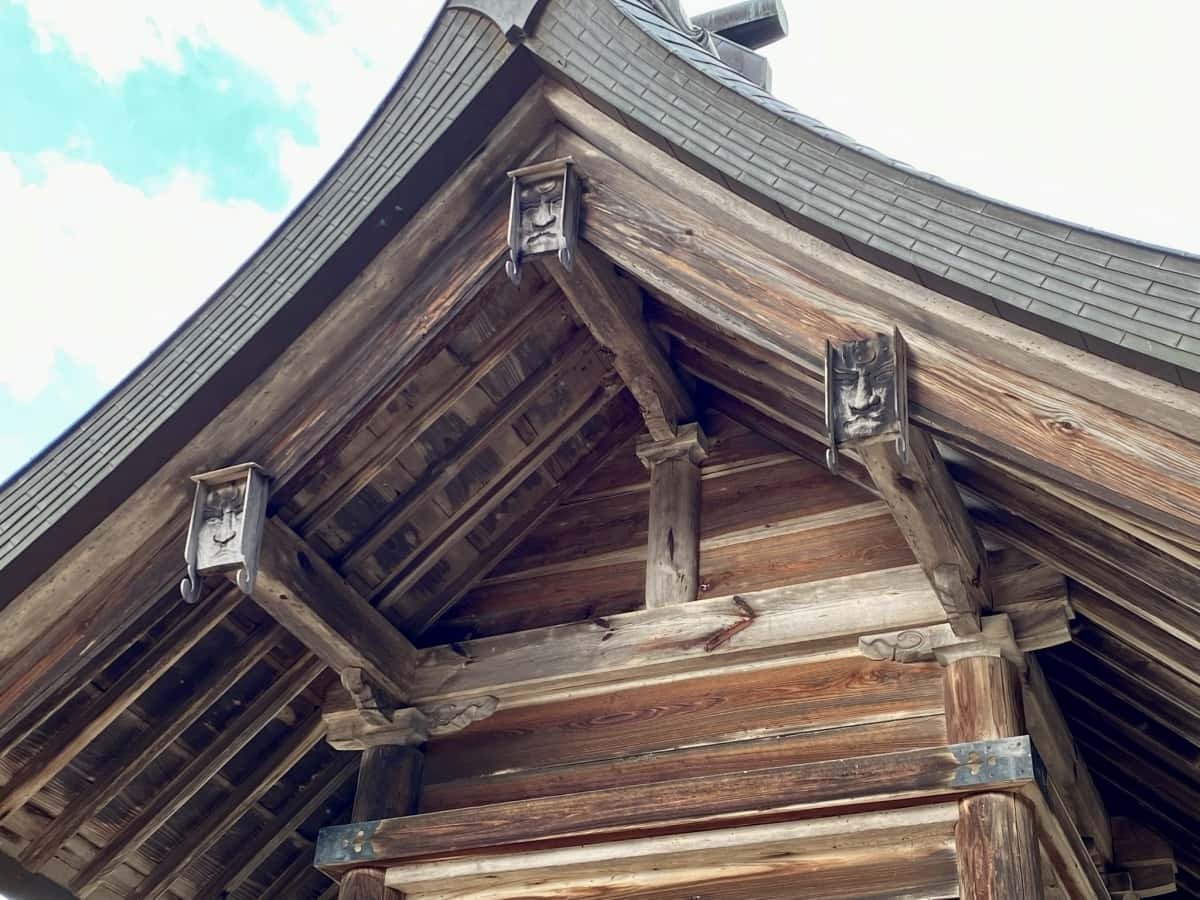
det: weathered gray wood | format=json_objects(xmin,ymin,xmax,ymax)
[
  {"xmin": 129, "ymin": 713, "xmax": 327, "ymax": 900},
  {"xmin": 70, "ymin": 653, "xmax": 326, "ymax": 894},
  {"xmin": 548, "ymin": 242, "xmax": 693, "ymax": 439},
  {"xmin": 637, "ymin": 424, "xmax": 707, "ymax": 607},
  {"xmin": 859, "ymin": 429, "xmax": 990, "ymax": 636},
  {"xmin": 249, "ymin": 518, "xmax": 417, "ymax": 701},
  {"xmin": 20, "ymin": 621, "xmax": 287, "ymax": 872},
  {"xmin": 0, "ymin": 588, "xmax": 240, "ymax": 824}
]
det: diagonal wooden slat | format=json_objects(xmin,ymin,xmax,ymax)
[
  {"xmin": 131, "ymin": 713, "xmax": 327, "ymax": 900},
  {"xmin": 20, "ymin": 621, "xmax": 288, "ymax": 872},
  {"xmin": 259, "ymin": 851, "xmax": 324, "ymax": 900},
  {"xmin": 0, "ymin": 587, "xmax": 241, "ymax": 823},
  {"xmin": 293, "ymin": 283, "xmax": 560, "ymax": 537},
  {"xmin": 71, "ymin": 652, "xmax": 327, "ymax": 895},
  {"xmin": 374, "ymin": 375, "xmax": 624, "ymax": 612},
  {"xmin": 337, "ymin": 326, "xmax": 595, "ymax": 571},
  {"xmin": 196, "ymin": 755, "xmax": 357, "ymax": 900},
  {"xmin": 400, "ymin": 397, "xmax": 641, "ymax": 635}
]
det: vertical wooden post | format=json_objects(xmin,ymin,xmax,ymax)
[
  {"xmin": 945, "ymin": 654, "xmax": 1043, "ymax": 899},
  {"xmin": 636, "ymin": 423, "xmax": 708, "ymax": 608},
  {"xmin": 336, "ymin": 746, "xmax": 422, "ymax": 900}
]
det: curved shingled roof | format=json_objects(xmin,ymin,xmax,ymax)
[{"xmin": 535, "ymin": 0, "xmax": 1200, "ymax": 384}]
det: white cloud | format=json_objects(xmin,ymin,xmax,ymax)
[{"xmin": 0, "ymin": 152, "xmax": 278, "ymax": 400}]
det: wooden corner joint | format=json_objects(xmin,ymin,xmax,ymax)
[
  {"xmin": 859, "ymin": 614, "xmax": 1025, "ymax": 669},
  {"xmin": 325, "ymin": 670, "xmax": 498, "ymax": 751},
  {"xmin": 636, "ymin": 422, "xmax": 709, "ymax": 467}
]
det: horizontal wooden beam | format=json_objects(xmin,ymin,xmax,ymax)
[
  {"xmin": 316, "ymin": 738, "xmax": 1036, "ymax": 871},
  {"xmin": 383, "ymin": 805, "xmax": 960, "ymax": 898},
  {"xmin": 549, "ymin": 243, "xmax": 693, "ymax": 439},
  {"xmin": 249, "ymin": 518, "xmax": 416, "ymax": 701},
  {"xmin": 411, "ymin": 564, "xmax": 1064, "ymax": 710}
]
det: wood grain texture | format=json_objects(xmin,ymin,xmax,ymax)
[
  {"xmin": 944, "ymin": 655, "xmax": 1024, "ymax": 745},
  {"xmin": 319, "ymin": 742, "xmax": 1034, "ymax": 872},
  {"xmin": 557, "ymin": 127, "xmax": 1200, "ymax": 539},
  {"xmin": 339, "ymin": 869, "xmax": 400, "ymax": 900},
  {"xmin": 642, "ymin": 452, "xmax": 701, "ymax": 607},
  {"xmin": 251, "ymin": 517, "xmax": 416, "ymax": 701},
  {"xmin": 859, "ymin": 429, "xmax": 990, "ymax": 636},
  {"xmin": 548, "ymin": 243, "xmax": 692, "ymax": 439},
  {"xmin": 353, "ymin": 746, "xmax": 422, "ymax": 822},
  {"xmin": 957, "ymin": 793, "xmax": 1043, "ymax": 900}
]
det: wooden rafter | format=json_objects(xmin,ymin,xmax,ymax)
[
  {"xmin": 19, "ymin": 621, "xmax": 287, "ymax": 872},
  {"xmin": 337, "ymin": 325, "xmax": 595, "ymax": 572},
  {"xmin": 293, "ymin": 283, "xmax": 561, "ymax": 537},
  {"xmin": 250, "ymin": 518, "xmax": 417, "ymax": 700},
  {"xmin": 129, "ymin": 712, "xmax": 327, "ymax": 900},
  {"xmin": 548, "ymin": 243, "xmax": 693, "ymax": 440},
  {"xmin": 372, "ymin": 375, "xmax": 624, "ymax": 612},
  {"xmin": 196, "ymin": 755, "xmax": 357, "ymax": 900},
  {"xmin": 0, "ymin": 587, "xmax": 240, "ymax": 824},
  {"xmin": 70, "ymin": 653, "xmax": 326, "ymax": 894},
  {"xmin": 398, "ymin": 401, "xmax": 641, "ymax": 635}
]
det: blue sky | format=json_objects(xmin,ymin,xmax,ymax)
[{"xmin": 1, "ymin": 0, "xmax": 1198, "ymax": 483}]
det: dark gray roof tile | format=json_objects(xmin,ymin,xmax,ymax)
[{"xmin": 1066, "ymin": 228, "xmax": 1168, "ymax": 267}]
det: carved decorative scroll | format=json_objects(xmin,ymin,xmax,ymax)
[
  {"xmin": 506, "ymin": 157, "xmax": 580, "ymax": 285},
  {"xmin": 859, "ymin": 615, "xmax": 1024, "ymax": 669},
  {"xmin": 824, "ymin": 327, "xmax": 909, "ymax": 474},
  {"xmin": 180, "ymin": 463, "xmax": 270, "ymax": 604}
]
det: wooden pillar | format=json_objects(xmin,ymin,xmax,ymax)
[
  {"xmin": 945, "ymin": 653, "xmax": 1043, "ymax": 899},
  {"xmin": 636, "ymin": 423, "xmax": 708, "ymax": 608}
]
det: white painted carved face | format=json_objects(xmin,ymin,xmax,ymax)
[
  {"xmin": 833, "ymin": 338, "xmax": 894, "ymax": 442},
  {"xmin": 518, "ymin": 177, "xmax": 562, "ymax": 255}
]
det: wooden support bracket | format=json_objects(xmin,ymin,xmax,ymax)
[{"xmin": 859, "ymin": 614, "xmax": 1025, "ymax": 669}]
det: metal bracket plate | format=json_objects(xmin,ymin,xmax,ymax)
[{"xmin": 951, "ymin": 736, "xmax": 1036, "ymax": 788}]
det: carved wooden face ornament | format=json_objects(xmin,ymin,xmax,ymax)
[
  {"xmin": 505, "ymin": 157, "xmax": 580, "ymax": 285},
  {"xmin": 181, "ymin": 463, "xmax": 270, "ymax": 604},
  {"xmin": 824, "ymin": 328, "xmax": 909, "ymax": 473}
]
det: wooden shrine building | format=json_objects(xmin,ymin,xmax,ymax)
[{"xmin": 2, "ymin": 1, "xmax": 1199, "ymax": 897}]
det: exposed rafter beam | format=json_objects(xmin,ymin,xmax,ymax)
[
  {"xmin": 0, "ymin": 588, "xmax": 240, "ymax": 824},
  {"xmin": 372, "ymin": 376, "xmax": 624, "ymax": 612},
  {"xmin": 249, "ymin": 518, "xmax": 417, "ymax": 701},
  {"xmin": 548, "ymin": 243, "xmax": 693, "ymax": 440},
  {"xmin": 293, "ymin": 283, "xmax": 560, "ymax": 537},
  {"xmin": 19, "ymin": 621, "xmax": 287, "ymax": 872},
  {"xmin": 337, "ymin": 326, "xmax": 595, "ymax": 572},
  {"xmin": 196, "ymin": 756, "xmax": 358, "ymax": 900},
  {"xmin": 398, "ymin": 402, "xmax": 641, "ymax": 635},
  {"xmin": 130, "ymin": 713, "xmax": 326, "ymax": 900},
  {"xmin": 71, "ymin": 653, "xmax": 326, "ymax": 895},
  {"xmin": 857, "ymin": 432, "xmax": 990, "ymax": 636}
]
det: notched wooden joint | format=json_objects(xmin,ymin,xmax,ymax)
[
  {"xmin": 180, "ymin": 462, "xmax": 270, "ymax": 604},
  {"xmin": 859, "ymin": 614, "xmax": 1024, "ymax": 669},
  {"xmin": 636, "ymin": 422, "xmax": 709, "ymax": 468}
]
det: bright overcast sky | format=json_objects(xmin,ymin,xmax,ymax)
[{"xmin": 0, "ymin": 0, "xmax": 1197, "ymax": 482}]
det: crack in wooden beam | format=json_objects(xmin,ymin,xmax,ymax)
[
  {"xmin": 70, "ymin": 653, "xmax": 326, "ymax": 895},
  {"xmin": 372, "ymin": 376, "xmax": 625, "ymax": 613},
  {"xmin": 548, "ymin": 243, "xmax": 693, "ymax": 440},
  {"xmin": 293, "ymin": 283, "xmax": 561, "ymax": 538},
  {"xmin": 336, "ymin": 326, "xmax": 595, "ymax": 572}
]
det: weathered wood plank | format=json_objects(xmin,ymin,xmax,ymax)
[
  {"xmin": 250, "ymin": 518, "xmax": 416, "ymax": 701},
  {"xmin": 0, "ymin": 588, "xmax": 240, "ymax": 823},
  {"xmin": 384, "ymin": 806, "xmax": 961, "ymax": 900},
  {"xmin": 860, "ymin": 430, "xmax": 990, "ymax": 636},
  {"xmin": 129, "ymin": 713, "xmax": 326, "ymax": 900},
  {"xmin": 317, "ymin": 740, "xmax": 1036, "ymax": 871},
  {"xmin": 420, "ymin": 715, "xmax": 947, "ymax": 812},
  {"xmin": 70, "ymin": 653, "xmax": 326, "ymax": 894},
  {"xmin": 556, "ymin": 125, "xmax": 1200, "ymax": 539},
  {"xmin": 548, "ymin": 244, "xmax": 692, "ymax": 439},
  {"xmin": 637, "ymin": 426, "xmax": 706, "ymax": 607},
  {"xmin": 20, "ymin": 621, "xmax": 287, "ymax": 872}
]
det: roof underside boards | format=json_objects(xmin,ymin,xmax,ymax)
[
  {"xmin": 2, "ymin": 0, "xmax": 1200, "ymax": 897},
  {"xmin": 533, "ymin": 0, "xmax": 1200, "ymax": 387}
]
